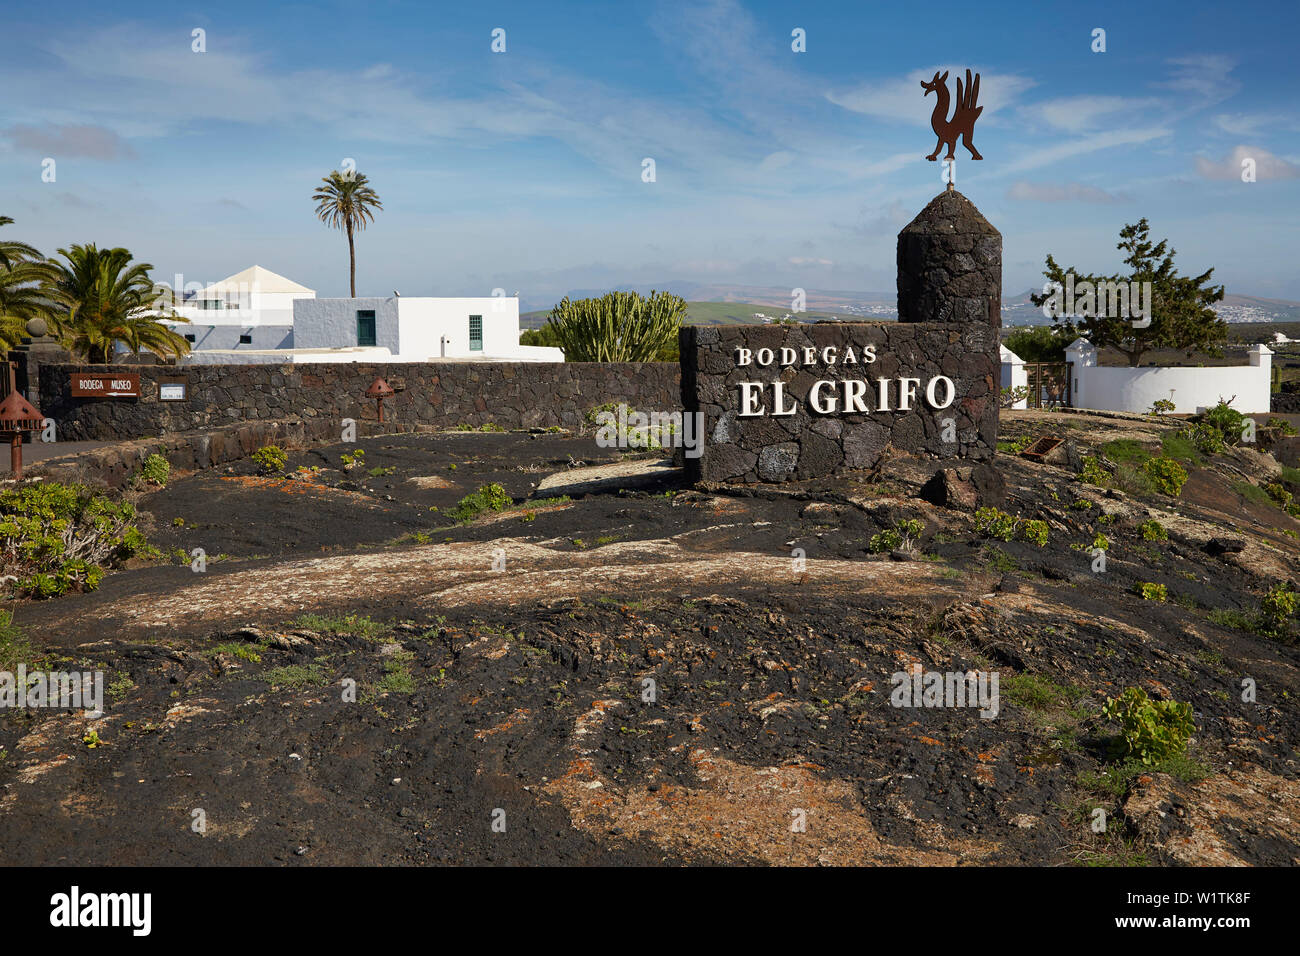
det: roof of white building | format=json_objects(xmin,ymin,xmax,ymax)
[{"xmin": 199, "ymin": 266, "xmax": 314, "ymax": 295}]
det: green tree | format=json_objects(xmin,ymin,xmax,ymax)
[
  {"xmin": 545, "ymin": 290, "xmax": 686, "ymax": 362},
  {"xmin": 47, "ymin": 244, "xmax": 191, "ymax": 363},
  {"xmin": 0, "ymin": 216, "xmax": 61, "ymax": 348},
  {"xmin": 313, "ymin": 169, "xmax": 383, "ymax": 297},
  {"xmin": 1003, "ymin": 324, "xmax": 1072, "ymax": 363},
  {"xmin": 1030, "ymin": 219, "xmax": 1225, "ymax": 366}
]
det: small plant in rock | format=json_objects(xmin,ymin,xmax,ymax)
[
  {"xmin": 1079, "ymin": 456, "xmax": 1111, "ymax": 487},
  {"xmin": 1100, "ymin": 686, "xmax": 1194, "ymax": 765},
  {"xmin": 1141, "ymin": 456, "xmax": 1188, "ymax": 496},
  {"xmin": 869, "ymin": 518, "xmax": 924, "ymax": 553},
  {"xmin": 1260, "ymin": 583, "xmax": 1298, "ymax": 641},
  {"xmin": 340, "ymin": 449, "xmax": 365, "ymax": 469},
  {"xmin": 1138, "ymin": 519, "xmax": 1168, "ymax": 541},
  {"xmin": 1134, "ymin": 582, "xmax": 1167, "ymax": 602},
  {"xmin": 973, "ymin": 507, "xmax": 1017, "ymax": 542},
  {"xmin": 1018, "ymin": 519, "xmax": 1050, "ymax": 546},
  {"xmin": 1147, "ymin": 398, "xmax": 1176, "ymax": 417},
  {"xmin": 1180, "ymin": 422, "xmax": 1225, "ymax": 456},
  {"xmin": 1202, "ymin": 399, "xmax": 1247, "ymax": 447},
  {"xmin": 1265, "ymin": 417, "xmax": 1298, "ymax": 437},
  {"xmin": 140, "ymin": 454, "xmax": 170, "ymax": 486},
  {"xmin": 252, "ymin": 445, "xmax": 288, "ymax": 474},
  {"xmin": 448, "ymin": 483, "xmax": 513, "ymax": 523}
]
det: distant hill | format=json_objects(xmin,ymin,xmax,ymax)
[{"xmin": 520, "ymin": 285, "xmax": 1300, "ymax": 330}]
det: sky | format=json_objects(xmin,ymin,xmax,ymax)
[{"xmin": 3, "ymin": 0, "xmax": 1299, "ymax": 307}]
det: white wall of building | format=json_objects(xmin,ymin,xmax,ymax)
[
  {"xmin": 1065, "ymin": 339, "xmax": 1273, "ymax": 414},
  {"xmin": 999, "ymin": 344, "xmax": 1028, "ymax": 409}
]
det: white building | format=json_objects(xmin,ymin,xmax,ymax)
[
  {"xmin": 164, "ymin": 265, "xmax": 312, "ymax": 351},
  {"xmin": 289, "ymin": 295, "xmax": 563, "ymax": 362},
  {"xmin": 164, "ymin": 267, "xmax": 564, "ymax": 364}
]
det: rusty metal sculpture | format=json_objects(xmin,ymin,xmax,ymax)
[{"xmin": 921, "ymin": 69, "xmax": 983, "ymax": 162}]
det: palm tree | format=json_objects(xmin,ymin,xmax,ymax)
[
  {"xmin": 313, "ymin": 169, "xmax": 383, "ymax": 297},
  {"xmin": 0, "ymin": 216, "xmax": 61, "ymax": 348},
  {"xmin": 46, "ymin": 244, "xmax": 191, "ymax": 363}
]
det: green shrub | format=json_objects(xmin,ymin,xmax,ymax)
[
  {"xmin": 252, "ymin": 445, "xmax": 288, "ymax": 474},
  {"xmin": 1079, "ymin": 456, "xmax": 1111, "ymax": 486},
  {"xmin": 1141, "ymin": 456, "xmax": 1188, "ymax": 496},
  {"xmin": 1138, "ymin": 519, "xmax": 1168, "ymax": 541},
  {"xmin": 140, "ymin": 453, "xmax": 170, "ymax": 486},
  {"xmin": 1180, "ymin": 422, "xmax": 1225, "ymax": 456},
  {"xmin": 997, "ymin": 435, "xmax": 1033, "ymax": 454},
  {"xmin": 1134, "ymin": 582, "xmax": 1167, "ymax": 602},
  {"xmin": 868, "ymin": 518, "xmax": 924, "ymax": 554},
  {"xmin": 1265, "ymin": 417, "xmax": 1298, "ymax": 436},
  {"xmin": 1147, "ymin": 398, "xmax": 1176, "ymax": 416},
  {"xmin": 449, "ymin": 483, "xmax": 514, "ymax": 523},
  {"xmin": 1202, "ymin": 400, "xmax": 1246, "ymax": 447},
  {"xmin": 0, "ymin": 482, "xmax": 147, "ymax": 598},
  {"xmin": 1261, "ymin": 583, "xmax": 1297, "ymax": 640},
  {"xmin": 974, "ymin": 507, "xmax": 1017, "ymax": 542},
  {"xmin": 1101, "ymin": 687, "xmax": 1194, "ymax": 765},
  {"xmin": 1018, "ymin": 519, "xmax": 1050, "ymax": 546},
  {"xmin": 1265, "ymin": 482, "xmax": 1294, "ymax": 511}
]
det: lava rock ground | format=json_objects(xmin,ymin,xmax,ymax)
[{"xmin": 1, "ymin": 413, "xmax": 1297, "ymax": 866}]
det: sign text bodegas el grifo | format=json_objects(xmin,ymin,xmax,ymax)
[{"xmin": 680, "ymin": 321, "xmax": 999, "ymax": 484}]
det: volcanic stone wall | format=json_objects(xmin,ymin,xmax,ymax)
[
  {"xmin": 39, "ymin": 361, "xmax": 681, "ymax": 441},
  {"xmin": 680, "ymin": 322, "xmax": 998, "ymax": 483}
]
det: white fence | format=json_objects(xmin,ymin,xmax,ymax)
[
  {"xmin": 1065, "ymin": 339, "xmax": 1272, "ymax": 414},
  {"xmin": 1000, "ymin": 339, "xmax": 1274, "ymax": 415}
]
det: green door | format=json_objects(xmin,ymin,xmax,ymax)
[{"xmin": 357, "ymin": 310, "xmax": 377, "ymax": 347}]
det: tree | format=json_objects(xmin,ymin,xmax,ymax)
[
  {"xmin": 1030, "ymin": 219, "xmax": 1225, "ymax": 367},
  {"xmin": 313, "ymin": 169, "xmax": 383, "ymax": 297},
  {"xmin": 0, "ymin": 216, "xmax": 61, "ymax": 348},
  {"xmin": 47, "ymin": 244, "xmax": 191, "ymax": 363},
  {"xmin": 545, "ymin": 290, "xmax": 686, "ymax": 362},
  {"xmin": 1003, "ymin": 324, "xmax": 1072, "ymax": 363}
]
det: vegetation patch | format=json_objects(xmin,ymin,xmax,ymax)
[
  {"xmin": 0, "ymin": 482, "xmax": 148, "ymax": 598},
  {"xmin": 449, "ymin": 483, "xmax": 514, "ymax": 523},
  {"xmin": 252, "ymin": 445, "xmax": 288, "ymax": 474},
  {"xmin": 1100, "ymin": 686, "xmax": 1195, "ymax": 764}
]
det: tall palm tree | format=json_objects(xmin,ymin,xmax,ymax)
[
  {"xmin": 313, "ymin": 169, "xmax": 383, "ymax": 297},
  {"xmin": 46, "ymin": 244, "xmax": 191, "ymax": 363},
  {"xmin": 0, "ymin": 216, "xmax": 61, "ymax": 348}
]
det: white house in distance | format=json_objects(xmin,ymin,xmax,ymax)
[
  {"xmin": 290, "ymin": 295, "xmax": 562, "ymax": 361},
  {"xmin": 165, "ymin": 265, "xmax": 312, "ymax": 351},
  {"xmin": 165, "ymin": 266, "xmax": 563, "ymax": 364}
]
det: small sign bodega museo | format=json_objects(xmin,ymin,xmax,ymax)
[{"xmin": 70, "ymin": 373, "xmax": 140, "ymax": 398}]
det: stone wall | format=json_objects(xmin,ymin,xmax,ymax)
[
  {"xmin": 680, "ymin": 322, "xmax": 998, "ymax": 484},
  {"xmin": 39, "ymin": 361, "xmax": 681, "ymax": 441}
]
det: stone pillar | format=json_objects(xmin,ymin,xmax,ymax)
[
  {"xmin": 896, "ymin": 188, "xmax": 1001, "ymax": 326},
  {"xmin": 8, "ymin": 318, "xmax": 71, "ymax": 407}
]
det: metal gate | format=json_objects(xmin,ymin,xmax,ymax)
[{"xmin": 1025, "ymin": 363, "xmax": 1072, "ymax": 409}]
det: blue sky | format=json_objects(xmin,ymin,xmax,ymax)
[{"xmin": 3, "ymin": 0, "xmax": 1298, "ymax": 305}]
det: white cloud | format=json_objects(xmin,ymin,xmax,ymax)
[
  {"xmin": 1018, "ymin": 96, "xmax": 1162, "ymax": 134},
  {"xmin": 1157, "ymin": 54, "xmax": 1240, "ymax": 102},
  {"xmin": 1195, "ymin": 145, "xmax": 1300, "ymax": 181},
  {"xmin": 1006, "ymin": 181, "xmax": 1128, "ymax": 203},
  {"xmin": 1000, "ymin": 126, "xmax": 1172, "ymax": 175}
]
